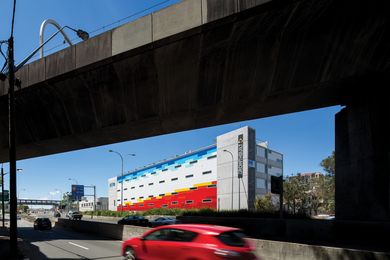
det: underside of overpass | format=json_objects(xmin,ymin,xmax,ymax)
[{"xmin": 0, "ymin": 0, "xmax": 389, "ymax": 222}]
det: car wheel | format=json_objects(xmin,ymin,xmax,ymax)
[{"xmin": 124, "ymin": 246, "xmax": 136, "ymax": 260}]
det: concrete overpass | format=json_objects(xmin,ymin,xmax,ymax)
[
  {"xmin": 0, "ymin": 0, "xmax": 389, "ymax": 223},
  {"xmin": 17, "ymin": 199, "xmax": 60, "ymax": 206}
]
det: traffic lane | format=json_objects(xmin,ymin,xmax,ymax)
[
  {"xmin": 18, "ymin": 219, "xmax": 123, "ymax": 260},
  {"xmin": 63, "ymin": 217, "xmax": 119, "ymax": 224}
]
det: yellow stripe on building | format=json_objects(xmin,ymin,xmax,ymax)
[
  {"xmin": 194, "ymin": 182, "xmax": 213, "ymax": 187},
  {"xmin": 175, "ymin": 188, "xmax": 190, "ymax": 193}
]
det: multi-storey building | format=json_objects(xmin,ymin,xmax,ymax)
[
  {"xmin": 79, "ymin": 197, "xmax": 109, "ymax": 212},
  {"xmin": 108, "ymin": 126, "xmax": 283, "ymax": 211}
]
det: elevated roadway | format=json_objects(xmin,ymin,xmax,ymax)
[{"xmin": 0, "ymin": 0, "xmax": 389, "ymax": 221}]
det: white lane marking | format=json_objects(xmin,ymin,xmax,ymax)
[{"xmin": 68, "ymin": 242, "xmax": 89, "ymax": 250}]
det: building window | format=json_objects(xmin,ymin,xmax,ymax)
[
  {"xmin": 139, "ymin": 196, "xmax": 144, "ymax": 199},
  {"xmin": 125, "ymin": 179, "xmax": 130, "ymax": 182},
  {"xmin": 162, "ymin": 169, "xmax": 168, "ymax": 172},
  {"xmin": 171, "ymin": 178, "xmax": 178, "ymax": 181},
  {"xmin": 148, "ymin": 203, "xmax": 154, "ymax": 206},
  {"xmin": 139, "ymin": 185, "xmax": 144, "ymax": 188},
  {"xmin": 256, "ymin": 178, "xmax": 266, "ymax": 189},
  {"xmin": 109, "ymin": 183, "xmax": 115, "ymax": 187},
  {"xmin": 175, "ymin": 165, "xmax": 181, "ymax": 168},
  {"xmin": 151, "ymin": 172, "xmax": 156, "ymax": 175},
  {"xmin": 159, "ymin": 180, "xmax": 165, "ymax": 184},
  {"xmin": 185, "ymin": 174, "xmax": 194, "ymax": 178},
  {"xmin": 171, "ymin": 201, "xmax": 178, "ymax": 205},
  {"xmin": 207, "ymin": 155, "xmax": 217, "ymax": 160},
  {"xmin": 131, "ymin": 197, "xmax": 135, "ymax": 200},
  {"xmin": 190, "ymin": 187, "xmax": 197, "ymax": 190},
  {"xmin": 256, "ymin": 162, "xmax": 265, "ymax": 173},
  {"xmin": 185, "ymin": 200, "xmax": 194, "ymax": 204},
  {"xmin": 124, "ymin": 198, "xmax": 127, "ymax": 201},
  {"xmin": 131, "ymin": 187, "xmax": 135, "ymax": 189},
  {"xmin": 124, "ymin": 188, "xmax": 128, "ymax": 190},
  {"xmin": 172, "ymin": 192, "xmax": 178, "ymax": 195},
  {"xmin": 117, "ymin": 190, "xmax": 120, "ymax": 192},
  {"xmin": 117, "ymin": 199, "xmax": 120, "ymax": 201},
  {"xmin": 189, "ymin": 160, "xmax": 197, "ymax": 164},
  {"xmin": 139, "ymin": 204, "xmax": 144, "ymax": 207},
  {"xmin": 202, "ymin": 171, "xmax": 212, "ymax": 175},
  {"xmin": 208, "ymin": 184, "xmax": 217, "ymax": 188},
  {"xmin": 149, "ymin": 183, "xmax": 154, "ymax": 186},
  {"xmin": 159, "ymin": 193, "xmax": 165, "ymax": 196},
  {"xmin": 149, "ymin": 195, "xmax": 154, "ymax": 198},
  {"xmin": 202, "ymin": 199, "xmax": 212, "ymax": 203},
  {"xmin": 162, "ymin": 204, "xmax": 168, "ymax": 208}
]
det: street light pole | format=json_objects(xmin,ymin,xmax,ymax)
[
  {"xmin": 0, "ymin": 18, "xmax": 88, "ymax": 255},
  {"xmin": 1, "ymin": 164, "xmax": 5, "ymax": 228},
  {"xmin": 109, "ymin": 150, "xmax": 124, "ymax": 214},
  {"xmin": 8, "ymin": 33, "xmax": 18, "ymax": 256},
  {"xmin": 223, "ymin": 150, "xmax": 234, "ymax": 210}
]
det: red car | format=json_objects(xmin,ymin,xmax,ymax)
[{"xmin": 122, "ymin": 224, "xmax": 258, "ymax": 260}]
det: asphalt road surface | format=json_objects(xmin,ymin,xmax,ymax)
[{"xmin": 18, "ymin": 218, "xmax": 123, "ymax": 260}]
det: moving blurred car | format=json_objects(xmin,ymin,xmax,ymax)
[
  {"xmin": 34, "ymin": 218, "xmax": 52, "ymax": 230},
  {"xmin": 67, "ymin": 211, "xmax": 83, "ymax": 220},
  {"xmin": 149, "ymin": 217, "xmax": 177, "ymax": 227},
  {"xmin": 118, "ymin": 215, "xmax": 149, "ymax": 226},
  {"xmin": 122, "ymin": 224, "xmax": 258, "ymax": 260}
]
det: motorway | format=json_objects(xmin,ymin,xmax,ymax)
[{"xmin": 18, "ymin": 218, "xmax": 123, "ymax": 260}]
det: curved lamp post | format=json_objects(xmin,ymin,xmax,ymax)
[
  {"xmin": 0, "ymin": 18, "xmax": 87, "ymax": 256},
  {"xmin": 223, "ymin": 150, "xmax": 234, "ymax": 210},
  {"xmin": 109, "ymin": 150, "xmax": 135, "ymax": 214},
  {"xmin": 39, "ymin": 19, "xmax": 89, "ymax": 58}
]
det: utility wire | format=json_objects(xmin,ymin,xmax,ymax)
[{"xmin": 16, "ymin": 0, "xmax": 171, "ymax": 64}]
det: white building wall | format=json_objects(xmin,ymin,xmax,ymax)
[
  {"xmin": 217, "ymin": 126, "xmax": 255, "ymax": 210},
  {"xmin": 108, "ymin": 177, "xmax": 117, "ymax": 211}
]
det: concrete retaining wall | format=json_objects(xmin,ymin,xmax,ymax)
[
  {"xmin": 56, "ymin": 218, "xmax": 148, "ymax": 240},
  {"xmin": 56, "ymin": 219, "xmax": 390, "ymax": 260}
]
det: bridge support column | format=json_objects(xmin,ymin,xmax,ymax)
[{"xmin": 335, "ymin": 95, "xmax": 390, "ymax": 221}]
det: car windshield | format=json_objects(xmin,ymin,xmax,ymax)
[{"xmin": 216, "ymin": 231, "xmax": 247, "ymax": 247}]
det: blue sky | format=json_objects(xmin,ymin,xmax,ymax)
[{"xmin": 1, "ymin": 1, "xmax": 340, "ymax": 201}]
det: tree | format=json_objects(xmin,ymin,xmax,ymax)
[
  {"xmin": 320, "ymin": 151, "xmax": 335, "ymax": 175},
  {"xmin": 255, "ymin": 193, "xmax": 277, "ymax": 212},
  {"xmin": 320, "ymin": 151, "xmax": 335, "ymax": 213},
  {"xmin": 283, "ymin": 176, "xmax": 307, "ymax": 214}
]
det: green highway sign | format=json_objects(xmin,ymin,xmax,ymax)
[{"xmin": 0, "ymin": 190, "xmax": 9, "ymax": 201}]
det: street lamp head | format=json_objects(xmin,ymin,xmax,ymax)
[{"xmin": 76, "ymin": 29, "xmax": 89, "ymax": 41}]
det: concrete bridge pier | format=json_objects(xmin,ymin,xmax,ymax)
[{"xmin": 335, "ymin": 90, "xmax": 390, "ymax": 221}]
